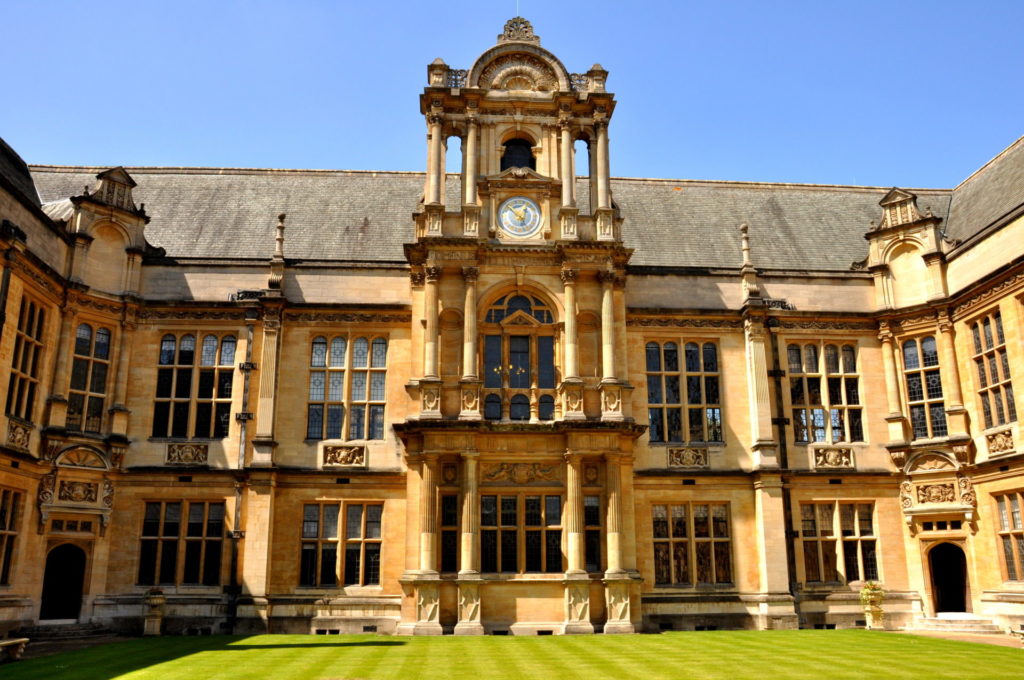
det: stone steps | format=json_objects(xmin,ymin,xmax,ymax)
[{"xmin": 915, "ymin": 616, "xmax": 1005, "ymax": 634}]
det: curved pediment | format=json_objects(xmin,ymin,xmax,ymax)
[
  {"xmin": 906, "ymin": 451, "xmax": 956, "ymax": 474},
  {"xmin": 56, "ymin": 447, "xmax": 109, "ymax": 470},
  {"xmin": 467, "ymin": 19, "xmax": 570, "ymax": 93}
]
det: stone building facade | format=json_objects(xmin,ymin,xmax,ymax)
[{"xmin": 0, "ymin": 18, "xmax": 1023, "ymax": 635}]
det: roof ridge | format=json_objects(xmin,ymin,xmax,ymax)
[
  {"xmin": 30, "ymin": 164, "xmax": 950, "ymax": 193},
  {"xmin": 953, "ymin": 135, "xmax": 1024, "ymax": 191}
]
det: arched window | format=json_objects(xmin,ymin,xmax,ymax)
[
  {"xmin": 501, "ymin": 138, "xmax": 535, "ymax": 171},
  {"xmin": 484, "ymin": 394, "xmax": 502, "ymax": 421},
  {"xmin": 481, "ymin": 291, "xmax": 557, "ymax": 423}
]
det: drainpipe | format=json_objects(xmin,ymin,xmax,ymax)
[{"xmin": 226, "ymin": 318, "xmax": 256, "ymax": 633}]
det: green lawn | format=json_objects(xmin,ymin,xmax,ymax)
[{"xmin": 6, "ymin": 630, "xmax": 1022, "ymax": 680}]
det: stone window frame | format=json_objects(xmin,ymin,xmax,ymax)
[
  {"xmin": 137, "ymin": 500, "xmax": 226, "ymax": 587},
  {"xmin": 151, "ymin": 332, "xmax": 237, "ymax": 439},
  {"xmin": 0, "ymin": 487, "xmax": 23, "ymax": 586},
  {"xmin": 644, "ymin": 340, "xmax": 723, "ymax": 445},
  {"xmin": 651, "ymin": 502, "xmax": 733, "ymax": 586},
  {"xmin": 5, "ymin": 296, "xmax": 47, "ymax": 423},
  {"xmin": 481, "ymin": 293, "xmax": 557, "ymax": 423},
  {"xmin": 970, "ymin": 310, "xmax": 1017, "ymax": 429},
  {"xmin": 66, "ymin": 322, "xmax": 112, "ymax": 433},
  {"xmin": 786, "ymin": 342, "xmax": 864, "ymax": 444},
  {"xmin": 995, "ymin": 491, "xmax": 1024, "ymax": 581},
  {"xmin": 299, "ymin": 502, "xmax": 383, "ymax": 587},
  {"xmin": 900, "ymin": 335, "xmax": 948, "ymax": 440},
  {"xmin": 479, "ymin": 493, "xmax": 564, "ymax": 575},
  {"xmin": 797, "ymin": 501, "xmax": 878, "ymax": 585},
  {"xmin": 306, "ymin": 335, "xmax": 388, "ymax": 442}
]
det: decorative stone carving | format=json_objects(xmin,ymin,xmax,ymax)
[
  {"xmin": 958, "ymin": 476, "xmax": 977, "ymax": 507},
  {"xmin": 58, "ymin": 481, "xmax": 98, "ymax": 504},
  {"xmin": 59, "ymin": 448, "xmax": 107, "ymax": 469},
  {"xmin": 166, "ymin": 443, "xmax": 208, "ymax": 465},
  {"xmin": 559, "ymin": 268, "xmax": 578, "ymax": 284},
  {"xmin": 916, "ymin": 483, "xmax": 956, "ymax": 504},
  {"xmin": 605, "ymin": 582, "xmax": 630, "ymax": 623},
  {"xmin": 324, "ymin": 445, "xmax": 366, "ymax": 467},
  {"xmin": 285, "ymin": 312, "xmax": 412, "ymax": 324},
  {"xmin": 667, "ymin": 448, "xmax": 708, "ymax": 468},
  {"xmin": 562, "ymin": 386, "xmax": 584, "ymax": 416},
  {"xmin": 103, "ymin": 479, "xmax": 114, "ymax": 508},
  {"xmin": 461, "ymin": 388, "xmax": 478, "ymax": 412},
  {"xmin": 421, "ymin": 384, "xmax": 441, "ymax": 414},
  {"xmin": 446, "ymin": 69, "xmax": 467, "ymax": 88},
  {"xmin": 899, "ymin": 481, "xmax": 914, "ymax": 509},
  {"xmin": 498, "ymin": 16, "xmax": 540, "ymax": 44},
  {"xmin": 814, "ymin": 447, "xmax": 854, "ymax": 469},
  {"xmin": 953, "ymin": 271, "xmax": 1024, "ymax": 317},
  {"xmin": 110, "ymin": 446, "xmax": 126, "ymax": 470},
  {"xmin": 987, "ymin": 430, "xmax": 1014, "ymax": 455},
  {"xmin": 138, "ymin": 309, "xmax": 246, "ymax": 321},
  {"xmin": 416, "ymin": 583, "xmax": 440, "ymax": 624},
  {"xmin": 38, "ymin": 471, "xmax": 56, "ymax": 504},
  {"xmin": 888, "ymin": 450, "xmax": 907, "ymax": 468},
  {"xmin": 442, "ymin": 464, "xmax": 458, "ymax": 485},
  {"xmin": 458, "ymin": 582, "xmax": 480, "ymax": 623},
  {"xmin": 601, "ymin": 386, "xmax": 622, "ymax": 413},
  {"xmin": 951, "ymin": 444, "xmax": 972, "ymax": 465},
  {"xmin": 409, "ymin": 271, "xmax": 425, "ymax": 286},
  {"xmin": 909, "ymin": 454, "xmax": 954, "ymax": 472},
  {"xmin": 481, "ymin": 462, "xmax": 559, "ymax": 485},
  {"xmin": 565, "ymin": 582, "xmax": 590, "ymax": 623},
  {"xmin": 583, "ymin": 464, "xmax": 599, "ymax": 485},
  {"xmin": 6, "ymin": 420, "xmax": 30, "ymax": 451},
  {"xmin": 626, "ymin": 317, "xmax": 744, "ymax": 329}
]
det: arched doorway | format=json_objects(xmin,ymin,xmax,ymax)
[
  {"xmin": 40, "ymin": 544, "xmax": 86, "ymax": 621},
  {"xmin": 929, "ymin": 542, "xmax": 968, "ymax": 613}
]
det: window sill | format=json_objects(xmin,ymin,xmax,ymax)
[
  {"xmin": 647, "ymin": 442, "xmax": 724, "ymax": 448},
  {"xmin": 148, "ymin": 437, "xmax": 226, "ymax": 443},
  {"xmin": 651, "ymin": 583, "xmax": 736, "ymax": 591}
]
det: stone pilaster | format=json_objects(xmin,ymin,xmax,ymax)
[
  {"xmin": 455, "ymin": 451, "xmax": 484, "ymax": 635},
  {"xmin": 879, "ymin": 321, "xmax": 909, "ymax": 448},
  {"xmin": 937, "ymin": 312, "xmax": 969, "ymax": 438},
  {"xmin": 109, "ymin": 313, "xmax": 136, "ymax": 437},
  {"xmin": 563, "ymin": 451, "xmax": 593, "ymax": 633},
  {"xmin": 744, "ymin": 317, "xmax": 778, "ymax": 469},
  {"xmin": 252, "ymin": 305, "xmax": 282, "ymax": 466},
  {"xmin": 45, "ymin": 306, "xmax": 76, "ymax": 429},
  {"xmin": 752, "ymin": 474, "xmax": 798, "ymax": 629},
  {"xmin": 560, "ymin": 269, "xmax": 585, "ymax": 421}
]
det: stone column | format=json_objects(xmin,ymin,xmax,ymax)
[
  {"xmin": 599, "ymin": 272, "xmax": 616, "ymax": 381},
  {"xmin": 595, "ymin": 121, "xmax": 611, "ymax": 209},
  {"xmin": 419, "ymin": 454, "xmax": 439, "ymax": 573},
  {"xmin": 560, "ymin": 120, "xmax": 575, "ymax": 206},
  {"xmin": 561, "ymin": 269, "xmax": 579, "ymax": 380},
  {"xmin": 603, "ymin": 451, "xmax": 634, "ymax": 633},
  {"xmin": 461, "ymin": 267, "xmax": 478, "ymax": 379},
  {"xmin": 937, "ymin": 313, "xmax": 968, "ymax": 437},
  {"xmin": 455, "ymin": 451, "xmax": 483, "ymax": 635},
  {"xmin": 464, "ymin": 120, "xmax": 478, "ymax": 205},
  {"xmin": 109, "ymin": 316, "xmax": 136, "ymax": 437},
  {"xmin": 427, "ymin": 113, "xmax": 444, "ymax": 205},
  {"xmin": 423, "ymin": 266, "xmax": 441, "ymax": 380},
  {"xmin": 564, "ymin": 451, "xmax": 593, "ymax": 633},
  {"xmin": 879, "ymin": 322, "xmax": 908, "ymax": 447}
]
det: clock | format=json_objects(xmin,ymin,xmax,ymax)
[{"xmin": 498, "ymin": 196, "xmax": 542, "ymax": 237}]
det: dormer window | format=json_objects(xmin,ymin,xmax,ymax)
[
  {"xmin": 501, "ymin": 139, "xmax": 535, "ymax": 171},
  {"xmin": 481, "ymin": 294, "xmax": 557, "ymax": 421}
]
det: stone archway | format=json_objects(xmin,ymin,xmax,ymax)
[
  {"xmin": 929, "ymin": 542, "xmax": 968, "ymax": 613},
  {"xmin": 39, "ymin": 543, "xmax": 87, "ymax": 621}
]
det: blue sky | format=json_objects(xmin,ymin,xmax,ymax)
[{"xmin": 2, "ymin": 1, "xmax": 1022, "ymax": 187}]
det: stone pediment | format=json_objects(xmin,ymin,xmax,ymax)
[
  {"xmin": 500, "ymin": 310, "xmax": 541, "ymax": 327},
  {"xmin": 492, "ymin": 166, "xmax": 550, "ymax": 181}
]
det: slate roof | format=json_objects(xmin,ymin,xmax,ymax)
[
  {"xmin": 947, "ymin": 136, "xmax": 1024, "ymax": 244},
  {"xmin": 28, "ymin": 138, "xmax": 1022, "ymax": 272},
  {"xmin": 0, "ymin": 137, "xmax": 41, "ymax": 208}
]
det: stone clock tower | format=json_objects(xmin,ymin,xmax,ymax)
[{"xmin": 397, "ymin": 17, "xmax": 641, "ymax": 635}]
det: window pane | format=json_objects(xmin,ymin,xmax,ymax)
[
  {"xmin": 219, "ymin": 336, "xmax": 236, "ymax": 366},
  {"xmin": 546, "ymin": 496, "xmax": 561, "ymax": 526},
  {"xmin": 370, "ymin": 373, "xmax": 386, "ymax": 401},
  {"xmin": 693, "ymin": 505, "xmax": 709, "ymax": 538},
  {"xmin": 825, "ymin": 345, "xmax": 839, "ymax": 374},
  {"xmin": 201, "ymin": 335, "xmax": 218, "ymax": 366},
  {"xmin": 70, "ymin": 357, "xmax": 89, "ymax": 391},
  {"xmin": 714, "ymin": 542, "xmax": 731, "ymax": 583},
  {"xmin": 663, "ymin": 342, "xmax": 679, "ymax": 372},
  {"xmin": 307, "ymin": 404, "xmax": 323, "ymax": 439},
  {"xmin": 525, "ymin": 496, "xmax": 542, "ymax": 526},
  {"xmin": 862, "ymin": 540, "xmax": 878, "ymax": 580},
  {"xmin": 654, "ymin": 542, "xmax": 671, "ymax": 585},
  {"xmin": 666, "ymin": 407, "xmax": 683, "ymax": 442},
  {"xmin": 484, "ymin": 394, "xmax": 501, "ymax": 420},
  {"xmin": 300, "ymin": 543, "xmax": 317, "ymax": 585},
  {"xmin": 74, "ymin": 324, "xmax": 92, "ymax": 355},
  {"xmin": 902, "ymin": 340, "xmax": 919, "ymax": 370},
  {"xmin": 509, "ymin": 336, "xmax": 530, "ymax": 389},
  {"xmin": 652, "ymin": 505, "xmax": 669, "ymax": 539},
  {"xmin": 347, "ymin": 505, "xmax": 363, "ymax": 539},
  {"xmin": 366, "ymin": 505, "xmax": 382, "ymax": 539},
  {"xmin": 325, "ymin": 405, "xmax": 344, "ymax": 439},
  {"xmin": 302, "ymin": 505, "xmax": 320, "ymax": 538},
  {"xmin": 501, "ymin": 497, "xmax": 517, "ymax": 526},
  {"xmin": 647, "ymin": 375, "xmax": 663, "ymax": 404},
  {"xmin": 484, "ymin": 336, "xmax": 502, "ymax": 388},
  {"xmin": 525, "ymin": 530, "xmax": 542, "ymax": 571},
  {"xmin": 207, "ymin": 503, "xmax": 225, "ymax": 536},
  {"xmin": 364, "ymin": 544, "xmax": 381, "ymax": 586},
  {"xmin": 537, "ymin": 336, "xmax": 555, "ymax": 389},
  {"xmin": 197, "ymin": 369, "xmax": 215, "ymax": 400},
  {"xmin": 671, "ymin": 505, "xmax": 687, "ymax": 538},
  {"xmin": 160, "ymin": 335, "xmax": 176, "ymax": 365},
  {"xmin": 648, "ymin": 408, "xmax": 664, "ymax": 442},
  {"xmin": 171, "ymin": 402, "xmax": 189, "ymax": 437},
  {"xmin": 843, "ymin": 541, "xmax": 860, "ymax": 581},
  {"xmin": 322, "ymin": 505, "xmax": 339, "ymax": 539},
  {"xmin": 684, "ymin": 343, "xmax": 700, "ymax": 372},
  {"xmin": 929, "ymin": 403, "xmax": 948, "ymax": 437},
  {"xmin": 584, "ymin": 496, "xmax": 600, "ymax": 526},
  {"xmin": 183, "ymin": 541, "xmax": 202, "ymax": 583},
  {"xmin": 175, "ymin": 368, "xmax": 193, "ymax": 399},
  {"xmin": 352, "ymin": 338, "xmax": 369, "ymax": 368},
  {"xmin": 921, "ymin": 337, "xmax": 939, "ymax": 366},
  {"xmin": 311, "ymin": 337, "xmax": 327, "ymax": 367},
  {"xmin": 702, "ymin": 343, "xmax": 718, "ymax": 372},
  {"xmin": 538, "ymin": 395, "xmax": 554, "ymax": 421},
  {"xmin": 925, "ymin": 370, "xmax": 943, "ymax": 399},
  {"xmin": 841, "ymin": 345, "xmax": 856, "ymax": 372},
  {"xmin": 664, "ymin": 375, "xmax": 680, "ymax": 404},
  {"xmin": 344, "ymin": 544, "xmax": 361, "ymax": 585},
  {"xmin": 371, "ymin": 338, "xmax": 387, "ymax": 368},
  {"xmin": 804, "ymin": 345, "xmax": 818, "ymax": 373},
  {"xmin": 645, "ymin": 343, "xmax": 661, "ymax": 372},
  {"xmin": 695, "ymin": 541, "xmax": 712, "ymax": 583},
  {"xmin": 712, "ymin": 505, "xmax": 729, "ymax": 537},
  {"xmin": 509, "ymin": 394, "xmax": 529, "ymax": 421},
  {"xmin": 501, "ymin": 530, "xmax": 517, "ymax": 572},
  {"xmin": 481, "ymin": 496, "xmax": 497, "ymax": 527},
  {"xmin": 787, "ymin": 345, "xmax": 802, "ymax": 374},
  {"xmin": 178, "ymin": 335, "xmax": 195, "ymax": 365},
  {"xmin": 351, "ymin": 373, "xmax": 366, "ymax": 401},
  {"xmin": 309, "ymin": 371, "xmax": 325, "ymax": 401},
  {"xmin": 329, "ymin": 337, "xmax": 347, "ymax": 367},
  {"xmin": 547, "ymin": 530, "xmax": 563, "ymax": 573}
]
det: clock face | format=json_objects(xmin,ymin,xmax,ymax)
[{"xmin": 498, "ymin": 196, "xmax": 542, "ymax": 237}]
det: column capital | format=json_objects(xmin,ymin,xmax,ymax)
[
  {"xmin": 560, "ymin": 268, "xmax": 578, "ymax": 285},
  {"xmin": 425, "ymin": 265, "xmax": 442, "ymax": 283},
  {"xmin": 461, "ymin": 266, "xmax": 479, "ymax": 282},
  {"xmin": 459, "ymin": 449, "xmax": 479, "ymax": 460}
]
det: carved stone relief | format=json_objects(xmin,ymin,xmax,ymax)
[
  {"xmin": 813, "ymin": 447, "xmax": 854, "ymax": 469},
  {"xmin": 958, "ymin": 476, "xmax": 977, "ymax": 507},
  {"xmin": 562, "ymin": 386, "xmax": 583, "ymax": 415},
  {"xmin": 605, "ymin": 583, "xmax": 630, "ymax": 623},
  {"xmin": 103, "ymin": 479, "xmax": 114, "ymax": 509},
  {"xmin": 667, "ymin": 448, "xmax": 708, "ymax": 469},
  {"xmin": 481, "ymin": 462, "xmax": 559, "ymax": 485},
  {"xmin": 166, "ymin": 443, "xmax": 208, "ymax": 465},
  {"xmin": 416, "ymin": 583, "xmax": 440, "ymax": 624},
  {"xmin": 421, "ymin": 384, "xmax": 441, "ymax": 413},
  {"xmin": 458, "ymin": 583, "xmax": 481, "ymax": 623},
  {"xmin": 583, "ymin": 464, "xmax": 599, "ymax": 485},
  {"xmin": 38, "ymin": 471, "xmax": 56, "ymax": 504},
  {"xmin": 899, "ymin": 481, "xmax": 913, "ymax": 509},
  {"xmin": 58, "ymin": 481, "xmax": 98, "ymax": 504},
  {"xmin": 916, "ymin": 483, "xmax": 956, "ymax": 504},
  {"xmin": 442, "ymin": 464, "xmax": 458, "ymax": 485},
  {"xmin": 565, "ymin": 582, "xmax": 590, "ymax": 623},
  {"xmin": 908, "ymin": 453, "xmax": 954, "ymax": 472},
  {"xmin": 59, "ymin": 448, "xmax": 107, "ymax": 469},
  {"xmin": 6, "ymin": 420, "xmax": 30, "ymax": 452},
  {"xmin": 324, "ymin": 445, "xmax": 366, "ymax": 467},
  {"xmin": 987, "ymin": 430, "xmax": 1014, "ymax": 455}
]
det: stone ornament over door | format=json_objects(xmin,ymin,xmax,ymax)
[{"xmin": 481, "ymin": 462, "xmax": 559, "ymax": 485}]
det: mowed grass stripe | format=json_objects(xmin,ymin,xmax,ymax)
[{"xmin": 6, "ymin": 631, "xmax": 1024, "ymax": 680}]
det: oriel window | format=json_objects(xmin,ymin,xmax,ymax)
[
  {"xmin": 482, "ymin": 294, "xmax": 556, "ymax": 422},
  {"xmin": 5, "ymin": 297, "xmax": 46, "ymax": 422},
  {"xmin": 971, "ymin": 312, "xmax": 1016, "ymax": 429}
]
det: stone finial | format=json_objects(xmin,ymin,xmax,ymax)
[
  {"xmin": 274, "ymin": 213, "xmax": 286, "ymax": 260},
  {"xmin": 740, "ymin": 223, "xmax": 760, "ymax": 300},
  {"xmin": 740, "ymin": 222, "xmax": 752, "ymax": 268},
  {"xmin": 427, "ymin": 58, "xmax": 448, "ymax": 86},
  {"xmin": 498, "ymin": 16, "xmax": 540, "ymax": 44}
]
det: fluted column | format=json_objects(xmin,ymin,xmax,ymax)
[
  {"xmin": 937, "ymin": 313, "xmax": 968, "ymax": 438},
  {"xmin": 879, "ymin": 323, "xmax": 902, "ymax": 416},
  {"xmin": 461, "ymin": 267, "xmax": 478, "ymax": 379},
  {"xmin": 560, "ymin": 121, "xmax": 575, "ymax": 206},
  {"xmin": 459, "ymin": 452, "xmax": 479, "ymax": 574},
  {"xmin": 605, "ymin": 454, "xmax": 623, "ymax": 574},
  {"xmin": 419, "ymin": 453, "xmax": 439, "ymax": 573},
  {"xmin": 464, "ymin": 120, "xmax": 478, "ymax": 205},
  {"xmin": 427, "ymin": 113, "xmax": 444, "ymax": 205},
  {"xmin": 599, "ymin": 271, "xmax": 616, "ymax": 381},
  {"xmin": 561, "ymin": 269, "xmax": 579, "ymax": 379},
  {"xmin": 45, "ymin": 306, "xmax": 76, "ymax": 428},
  {"xmin": 423, "ymin": 265, "xmax": 441, "ymax": 379},
  {"xmin": 565, "ymin": 452, "xmax": 585, "ymax": 574}
]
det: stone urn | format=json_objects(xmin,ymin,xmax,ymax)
[
  {"xmin": 143, "ymin": 588, "xmax": 166, "ymax": 636},
  {"xmin": 859, "ymin": 581, "xmax": 885, "ymax": 630}
]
